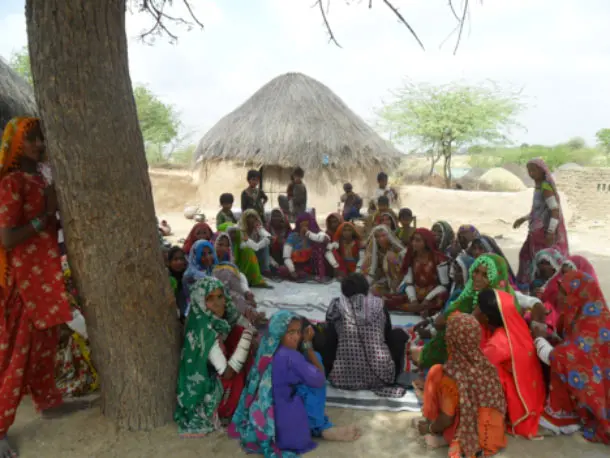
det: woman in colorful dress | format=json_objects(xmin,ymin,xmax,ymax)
[
  {"xmin": 266, "ymin": 208, "xmax": 291, "ymax": 269},
  {"xmin": 455, "ymin": 224, "xmax": 480, "ymax": 253},
  {"xmin": 387, "ymin": 228, "xmax": 450, "ymax": 315},
  {"xmin": 182, "ymin": 221, "xmax": 214, "ymax": 254},
  {"xmin": 325, "ymin": 212, "xmax": 343, "ymax": 239},
  {"xmin": 279, "ymin": 213, "xmax": 330, "ymax": 281},
  {"xmin": 415, "ymin": 313, "xmax": 507, "ymax": 457},
  {"xmin": 514, "ymin": 158, "xmax": 569, "ymax": 288},
  {"xmin": 468, "ymin": 235, "xmax": 517, "ymax": 285},
  {"xmin": 327, "ymin": 222, "xmax": 363, "ymax": 279},
  {"xmin": 175, "ymin": 276, "xmax": 256, "ymax": 436},
  {"xmin": 533, "ymin": 270, "xmax": 609, "ymax": 443},
  {"xmin": 167, "ymin": 246, "xmax": 188, "ymax": 319},
  {"xmin": 412, "ymin": 254, "xmax": 517, "ymax": 369},
  {"xmin": 217, "ymin": 222, "xmax": 270, "ymax": 288},
  {"xmin": 473, "ymin": 288, "xmax": 545, "ymax": 438},
  {"xmin": 229, "ymin": 310, "xmax": 360, "ymax": 455},
  {"xmin": 323, "ymin": 273, "xmax": 408, "ymax": 397},
  {"xmin": 239, "ymin": 209, "xmax": 272, "ymax": 275},
  {"xmin": 0, "ymin": 117, "xmax": 88, "ymax": 457},
  {"xmin": 213, "ymin": 232, "xmax": 266, "ymax": 325},
  {"xmin": 431, "ymin": 221, "xmax": 455, "ymax": 256},
  {"xmin": 359, "ymin": 225, "xmax": 406, "ymax": 295}
]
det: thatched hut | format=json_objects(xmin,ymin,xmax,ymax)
[
  {"xmin": 0, "ymin": 58, "xmax": 37, "ymax": 129},
  {"xmin": 194, "ymin": 72, "xmax": 402, "ymax": 214}
]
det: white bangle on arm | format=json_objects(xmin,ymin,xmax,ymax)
[{"xmin": 547, "ymin": 217, "xmax": 559, "ymax": 234}]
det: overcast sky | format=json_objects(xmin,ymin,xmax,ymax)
[{"xmin": 2, "ymin": 0, "xmax": 610, "ymax": 149}]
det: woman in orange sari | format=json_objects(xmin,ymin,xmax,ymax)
[
  {"xmin": 328, "ymin": 222, "xmax": 363, "ymax": 279},
  {"xmin": 0, "ymin": 118, "xmax": 87, "ymax": 457},
  {"xmin": 473, "ymin": 288, "xmax": 545, "ymax": 438},
  {"xmin": 416, "ymin": 313, "xmax": 506, "ymax": 457}
]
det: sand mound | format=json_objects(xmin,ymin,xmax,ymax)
[
  {"xmin": 479, "ymin": 168, "xmax": 527, "ymax": 191},
  {"xmin": 149, "ymin": 168, "xmax": 198, "ymax": 213},
  {"xmin": 557, "ymin": 162, "xmax": 584, "ymax": 171},
  {"xmin": 502, "ymin": 163, "xmax": 534, "ymax": 187}
]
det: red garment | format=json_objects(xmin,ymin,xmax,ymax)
[
  {"xmin": 183, "ymin": 222, "xmax": 213, "ymax": 254},
  {"xmin": 325, "ymin": 212, "xmax": 343, "ymax": 239},
  {"xmin": 0, "ymin": 171, "xmax": 72, "ymax": 435},
  {"xmin": 482, "ymin": 290, "xmax": 545, "ymax": 438},
  {"xmin": 332, "ymin": 222, "xmax": 361, "ymax": 277},
  {"xmin": 217, "ymin": 326, "xmax": 254, "ymax": 420},
  {"xmin": 400, "ymin": 228, "xmax": 447, "ymax": 275},
  {"xmin": 544, "ymin": 271, "xmax": 610, "ymax": 444}
]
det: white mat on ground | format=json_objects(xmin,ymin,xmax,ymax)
[
  {"xmin": 253, "ymin": 279, "xmax": 422, "ymax": 328},
  {"xmin": 253, "ymin": 279, "xmax": 422, "ymax": 412}
]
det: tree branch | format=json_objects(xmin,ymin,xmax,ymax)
[
  {"xmin": 312, "ymin": 0, "xmax": 342, "ymax": 48},
  {"xmin": 380, "ymin": 0, "xmax": 425, "ymax": 51},
  {"xmin": 453, "ymin": 0, "xmax": 469, "ymax": 55},
  {"xmin": 138, "ymin": 0, "xmax": 203, "ymax": 44}
]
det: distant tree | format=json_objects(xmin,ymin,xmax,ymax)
[
  {"xmin": 378, "ymin": 81, "xmax": 525, "ymax": 187},
  {"xmin": 565, "ymin": 137, "xmax": 586, "ymax": 150},
  {"xmin": 133, "ymin": 85, "xmax": 180, "ymax": 152},
  {"xmin": 596, "ymin": 128, "xmax": 610, "ymax": 156},
  {"xmin": 8, "ymin": 46, "xmax": 33, "ymax": 85}
]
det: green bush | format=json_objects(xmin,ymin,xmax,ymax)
[{"xmin": 468, "ymin": 144, "xmax": 599, "ymax": 170}]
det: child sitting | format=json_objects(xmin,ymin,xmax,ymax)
[
  {"xmin": 216, "ymin": 193, "xmax": 237, "ymax": 230},
  {"xmin": 397, "ymin": 208, "xmax": 416, "ymax": 245},
  {"xmin": 241, "ymin": 169, "xmax": 268, "ymax": 223},
  {"xmin": 340, "ymin": 183, "xmax": 363, "ymax": 221},
  {"xmin": 291, "ymin": 167, "xmax": 307, "ymax": 218},
  {"xmin": 327, "ymin": 222, "xmax": 364, "ymax": 278},
  {"xmin": 229, "ymin": 311, "xmax": 360, "ymax": 455}
]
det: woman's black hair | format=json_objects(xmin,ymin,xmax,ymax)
[
  {"xmin": 293, "ymin": 167, "xmax": 305, "ymax": 178},
  {"xmin": 478, "ymin": 288, "xmax": 504, "ymax": 328},
  {"xmin": 341, "ymin": 273, "xmax": 370, "ymax": 298},
  {"xmin": 247, "ymin": 169, "xmax": 260, "ymax": 181},
  {"xmin": 377, "ymin": 195, "xmax": 389, "ymax": 206},
  {"xmin": 167, "ymin": 245, "xmax": 184, "ymax": 262},
  {"xmin": 377, "ymin": 172, "xmax": 388, "ymax": 182},
  {"xmin": 398, "ymin": 208, "xmax": 413, "ymax": 219},
  {"xmin": 219, "ymin": 193, "xmax": 234, "ymax": 205}
]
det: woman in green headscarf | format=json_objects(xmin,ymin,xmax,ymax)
[
  {"xmin": 175, "ymin": 276, "xmax": 256, "ymax": 436},
  {"xmin": 412, "ymin": 254, "xmax": 518, "ymax": 369},
  {"xmin": 217, "ymin": 222, "xmax": 269, "ymax": 288}
]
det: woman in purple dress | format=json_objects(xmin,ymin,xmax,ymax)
[{"xmin": 229, "ymin": 311, "xmax": 360, "ymax": 456}]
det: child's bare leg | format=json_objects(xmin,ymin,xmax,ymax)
[
  {"xmin": 424, "ymin": 434, "xmax": 448, "ymax": 449},
  {"xmin": 321, "ymin": 425, "xmax": 361, "ymax": 442}
]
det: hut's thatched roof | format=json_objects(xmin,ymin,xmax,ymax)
[
  {"xmin": 195, "ymin": 72, "xmax": 402, "ymax": 170},
  {"xmin": 0, "ymin": 58, "xmax": 37, "ymax": 129}
]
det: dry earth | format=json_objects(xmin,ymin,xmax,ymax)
[{"xmin": 9, "ymin": 169, "xmax": 609, "ymax": 457}]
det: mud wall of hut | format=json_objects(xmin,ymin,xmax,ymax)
[{"xmin": 554, "ymin": 168, "xmax": 610, "ymax": 222}]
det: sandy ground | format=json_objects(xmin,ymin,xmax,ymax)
[{"xmin": 9, "ymin": 170, "xmax": 610, "ymax": 457}]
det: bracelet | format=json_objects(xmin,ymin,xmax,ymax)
[
  {"xmin": 302, "ymin": 341, "xmax": 313, "ymax": 350},
  {"xmin": 428, "ymin": 422, "xmax": 434, "ymax": 434},
  {"xmin": 547, "ymin": 217, "xmax": 559, "ymax": 234},
  {"xmin": 31, "ymin": 217, "xmax": 44, "ymax": 233}
]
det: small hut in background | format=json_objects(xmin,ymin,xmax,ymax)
[
  {"xmin": 0, "ymin": 58, "xmax": 37, "ymax": 129},
  {"xmin": 194, "ymin": 72, "xmax": 401, "ymax": 214}
]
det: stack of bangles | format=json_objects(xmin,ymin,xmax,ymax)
[
  {"xmin": 547, "ymin": 217, "xmax": 559, "ymax": 234},
  {"xmin": 302, "ymin": 341, "xmax": 313, "ymax": 351},
  {"xmin": 31, "ymin": 216, "xmax": 45, "ymax": 232}
]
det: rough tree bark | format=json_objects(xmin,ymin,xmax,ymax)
[{"xmin": 26, "ymin": 0, "xmax": 181, "ymax": 430}]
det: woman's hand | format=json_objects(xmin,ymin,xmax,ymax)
[
  {"xmin": 513, "ymin": 216, "xmax": 527, "ymax": 229},
  {"xmin": 303, "ymin": 325, "xmax": 315, "ymax": 343},
  {"xmin": 434, "ymin": 313, "xmax": 446, "ymax": 331},
  {"xmin": 545, "ymin": 232, "xmax": 555, "ymax": 247},
  {"xmin": 244, "ymin": 291, "xmax": 255, "ymax": 304},
  {"xmin": 417, "ymin": 419, "xmax": 431, "ymax": 436},
  {"xmin": 531, "ymin": 302, "xmax": 549, "ymax": 323},
  {"xmin": 530, "ymin": 321, "xmax": 548, "ymax": 339}
]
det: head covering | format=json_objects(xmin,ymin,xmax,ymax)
[
  {"xmin": 333, "ymin": 221, "xmax": 361, "ymax": 243},
  {"xmin": 228, "ymin": 310, "xmax": 300, "ymax": 456},
  {"xmin": 450, "ymin": 253, "xmax": 475, "ymax": 296},
  {"xmin": 182, "ymin": 222, "xmax": 213, "ymax": 254},
  {"xmin": 294, "ymin": 212, "xmax": 320, "ymax": 233},
  {"xmin": 550, "ymin": 271, "xmax": 610, "ymax": 443},
  {"xmin": 401, "ymin": 227, "xmax": 446, "ymax": 275},
  {"xmin": 378, "ymin": 211, "xmax": 398, "ymax": 231},
  {"xmin": 183, "ymin": 240, "xmax": 218, "ymax": 288},
  {"xmin": 325, "ymin": 212, "xmax": 344, "ymax": 233},
  {"xmin": 472, "ymin": 235, "xmax": 517, "ymax": 284},
  {"xmin": 214, "ymin": 232, "xmax": 235, "ymax": 264},
  {"xmin": 532, "ymin": 247, "xmax": 565, "ymax": 283},
  {"xmin": 444, "ymin": 313, "xmax": 506, "ymax": 457},
  {"xmin": 266, "ymin": 208, "xmax": 291, "ymax": 238},
  {"xmin": 527, "ymin": 158, "xmax": 560, "ymax": 198},
  {"xmin": 563, "ymin": 255, "xmax": 599, "ymax": 283},
  {"xmin": 174, "ymin": 276, "xmax": 241, "ymax": 435},
  {"xmin": 240, "ymin": 208, "xmax": 263, "ymax": 234},
  {"xmin": 167, "ymin": 245, "xmax": 186, "ymax": 283},
  {"xmin": 362, "ymin": 225, "xmax": 405, "ymax": 278},
  {"xmin": 432, "ymin": 221, "xmax": 455, "ymax": 253},
  {"xmin": 447, "ymin": 253, "xmax": 517, "ymax": 318},
  {"xmin": 0, "ymin": 117, "xmax": 42, "ymax": 289},
  {"xmin": 457, "ymin": 224, "xmax": 480, "ymax": 240}
]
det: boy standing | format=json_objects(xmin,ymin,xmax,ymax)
[
  {"xmin": 241, "ymin": 169, "xmax": 268, "ymax": 223},
  {"xmin": 340, "ymin": 183, "xmax": 362, "ymax": 221},
  {"xmin": 374, "ymin": 172, "xmax": 398, "ymax": 208},
  {"xmin": 397, "ymin": 207, "xmax": 416, "ymax": 245},
  {"xmin": 216, "ymin": 193, "xmax": 238, "ymax": 230},
  {"xmin": 291, "ymin": 167, "xmax": 307, "ymax": 217}
]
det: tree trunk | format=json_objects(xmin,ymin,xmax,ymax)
[
  {"xmin": 26, "ymin": 0, "xmax": 181, "ymax": 430},
  {"xmin": 442, "ymin": 142, "xmax": 453, "ymax": 188}
]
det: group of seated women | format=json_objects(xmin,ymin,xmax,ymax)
[{"xmin": 163, "ymin": 210, "xmax": 609, "ymax": 456}]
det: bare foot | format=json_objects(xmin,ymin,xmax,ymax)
[
  {"xmin": 0, "ymin": 437, "xmax": 17, "ymax": 458},
  {"xmin": 41, "ymin": 399, "xmax": 93, "ymax": 419},
  {"xmin": 424, "ymin": 434, "xmax": 448, "ymax": 449},
  {"xmin": 322, "ymin": 425, "xmax": 361, "ymax": 442},
  {"xmin": 410, "ymin": 416, "xmax": 424, "ymax": 429}
]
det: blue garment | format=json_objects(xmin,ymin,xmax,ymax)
[
  {"xmin": 256, "ymin": 245, "xmax": 271, "ymax": 272},
  {"xmin": 294, "ymin": 352, "xmax": 333, "ymax": 437},
  {"xmin": 183, "ymin": 240, "xmax": 219, "ymax": 317}
]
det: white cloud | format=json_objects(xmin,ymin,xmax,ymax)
[{"xmin": 2, "ymin": 0, "xmax": 610, "ymax": 147}]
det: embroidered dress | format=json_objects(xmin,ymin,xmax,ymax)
[
  {"xmin": 266, "ymin": 208, "xmax": 292, "ymax": 267},
  {"xmin": 278, "ymin": 213, "xmax": 327, "ymax": 280},
  {"xmin": 359, "ymin": 225, "xmax": 406, "ymax": 295},
  {"xmin": 331, "ymin": 222, "xmax": 363, "ymax": 277},
  {"xmin": 218, "ymin": 222, "xmax": 266, "ymax": 287},
  {"xmin": 542, "ymin": 271, "xmax": 610, "ymax": 444},
  {"xmin": 517, "ymin": 158, "xmax": 569, "ymax": 286},
  {"xmin": 0, "ymin": 117, "xmax": 73, "ymax": 436}
]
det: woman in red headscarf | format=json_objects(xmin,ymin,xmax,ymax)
[
  {"xmin": 0, "ymin": 118, "xmax": 84, "ymax": 456},
  {"xmin": 473, "ymin": 289, "xmax": 545, "ymax": 438},
  {"xmin": 182, "ymin": 222, "xmax": 214, "ymax": 254},
  {"xmin": 329, "ymin": 222, "xmax": 363, "ymax": 279},
  {"xmin": 386, "ymin": 228, "xmax": 450, "ymax": 316},
  {"xmin": 534, "ymin": 271, "xmax": 610, "ymax": 443}
]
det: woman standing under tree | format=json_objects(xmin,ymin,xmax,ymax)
[
  {"xmin": 514, "ymin": 158, "xmax": 569, "ymax": 288},
  {"xmin": 0, "ymin": 117, "xmax": 89, "ymax": 458}
]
